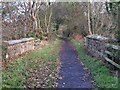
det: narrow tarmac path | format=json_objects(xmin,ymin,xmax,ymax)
[{"xmin": 57, "ymin": 40, "xmax": 95, "ymax": 88}]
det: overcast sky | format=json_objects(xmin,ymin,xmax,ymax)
[{"xmin": 2, "ymin": 0, "xmax": 120, "ymax": 2}]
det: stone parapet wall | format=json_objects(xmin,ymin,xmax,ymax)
[
  {"xmin": 3, "ymin": 38, "xmax": 47, "ymax": 60},
  {"xmin": 85, "ymin": 35, "xmax": 108, "ymax": 55},
  {"xmin": 85, "ymin": 35, "xmax": 120, "ymax": 69}
]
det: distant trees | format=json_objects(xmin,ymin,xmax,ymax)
[
  {"xmin": 2, "ymin": 2, "xmax": 22, "ymax": 40},
  {"xmin": 117, "ymin": 3, "xmax": 120, "ymax": 42},
  {"xmin": 2, "ymin": 1, "xmax": 120, "ymax": 41},
  {"xmin": 105, "ymin": 1, "xmax": 120, "ymax": 41},
  {"xmin": 88, "ymin": 2, "xmax": 117, "ymax": 38},
  {"xmin": 51, "ymin": 2, "xmax": 119, "ymax": 38},
  {"xmin": 52, "ymin": 2, "xmax": 89, "ymax": 37},
  {"xmin": 2, "ymin": 1, "xmax": 54, "ymax": 40}
]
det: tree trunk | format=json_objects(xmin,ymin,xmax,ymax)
[{"xmin": 88, "ymin": 2, "xmax": 92, "ymax": 35}]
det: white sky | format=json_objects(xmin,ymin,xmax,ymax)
[{"xmin": 1, "ymin": 0, "xmax": 119, "ymax": 2}]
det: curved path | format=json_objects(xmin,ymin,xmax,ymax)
[{"xmin": 57, "ymin": 40, "xmax": 95, "ymax": 88}]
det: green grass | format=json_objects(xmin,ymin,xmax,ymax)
[
  {"xmin": 2, "ymin": 40, "xmax": 61, "ymax": 88},
  {"xmin": 72, "ymin": 40, "xmax": 119, "ymax": 88}
]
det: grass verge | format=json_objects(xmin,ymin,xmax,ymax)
[
  {"xmin": 72, "ymin": 40, "xmax": 119, "ymax": 88},
  {"xmin": 2, "ymin": 39, "xmax": 61, "ymax": 88}
]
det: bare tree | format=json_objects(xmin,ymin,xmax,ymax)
[{"xmin": 87, "ymin": 2, "xmax": 92, "ymax": 35}]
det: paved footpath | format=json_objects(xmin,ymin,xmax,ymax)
[{"xmin": 57, "ymin": 40, "xmax": 95, "ymax": 88}]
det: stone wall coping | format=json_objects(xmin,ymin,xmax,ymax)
[
  {"xmin": 106, "ymin": 43, "xmax": 120, "ymax": 50},
  {"xmin": 4, "ymin": 37, "xmax": 34, "ymax": 45},
  {"xmin": 86, "ymin": 34, "xmax": 109, "ymax": 41}
]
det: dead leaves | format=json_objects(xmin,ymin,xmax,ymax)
[{"xmin": 25, "ymin": 54, "xmax": 60, "ymax": 88}]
